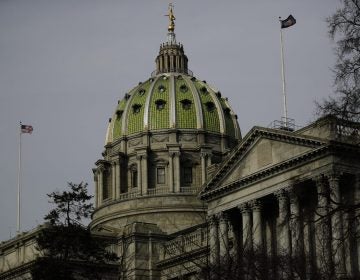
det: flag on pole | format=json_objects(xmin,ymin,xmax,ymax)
[
  {"xmin": 281, "ymin": 15, "xmax": 296, "ymax": 29},
  {"xmin": 21, "ymin": 124, "xmax": 33, "ymax": 134}
]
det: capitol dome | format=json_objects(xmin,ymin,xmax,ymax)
[{"xmin": 91, "ymin": 6, "xmax": 241, "ymax": 234}]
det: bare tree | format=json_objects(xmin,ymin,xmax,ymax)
[{"xmin": 316, "ymin": 0, "xmax": 360, "ymax": 121}]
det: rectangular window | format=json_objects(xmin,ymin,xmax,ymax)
[
  {"xmin": 157, "ymin": 167, "xmax": 165, "ymax": 184},
  {"xmin": 132, "ymin": 170, "xmax": 138, "ymax": 188},
  {"xmin": 184, "ymin": 167, "xmax": 192, "ymax": 184}
]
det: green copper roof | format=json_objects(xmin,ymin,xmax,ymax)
[{"xmin": 106, "ymin": 73, "xmax": 240, "ymax": 143}]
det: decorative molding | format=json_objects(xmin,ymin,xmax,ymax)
[
  {"xmin": 151, "ymin": 135, "xmax": 169, "ymax": 143},
  {"xmin": 128, "ymin": 138, "xmax": 143, "ymax": 147},
  {"xmin": 206, "ymin": 135, "xmax": 221, "ymax": 144},
  {"xmin": 179, "ymin": 134, "xmax": 196, "ymax": 142}
]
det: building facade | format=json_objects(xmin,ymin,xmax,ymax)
[{"xmin": 1, "ymin": 6, "xmax": 360, "ymax": 280}]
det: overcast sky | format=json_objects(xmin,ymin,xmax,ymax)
[{"xmin": 0, "ymin": 0, "xmax": 339, "ymax": 241}]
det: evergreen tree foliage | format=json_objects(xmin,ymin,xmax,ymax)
[
  {"xmin": 317, "ymin": 0, "xmax": 360, "ymax": 121},
  {"xmin": 31, "ymin": 182, "xmax": 118, "ymax": 280}
]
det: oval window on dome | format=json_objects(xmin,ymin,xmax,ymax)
[
  {"xmin": 116, "ymin": 110, "xmax": 124, "ymax": 119},
  {"xmin": 158, "ymin": 85, "xmax": 166, "ymax": 93},
  {"xmin": 132, "ymin": 104, "xmax": 142, "ymax": 114},
  {"xmin": 205, "ymin": 101, "xmax": 216, "ymax": 112},
  {"xmin": 138, "ymin": 88, "xmax": 146, "ymax": 96},
  {"xmin": 180, "ymin": 84, "xmax": 188, "ymax": 93},
  {"xmin": 223, "ymin": 108, "xmax": 231, "ymax": 116},
  {"xmin": 200, "ymin": 86, "xmax": 208, "ymax": 94},
  {"xmin": 180, "ymin": 99, "xmax": 192, "ymax": 110},
  {"xmin": 155, "ymin": 99, "xmax": 166, "ymax": 110}
]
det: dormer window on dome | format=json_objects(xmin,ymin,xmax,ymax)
[
  {"xmin": 205, "ymin": 101, "xmax": 216, "ymax": 112},
  {"xmin": 132, "ymin": 104, "xmax": 142, "ymax": 114},
  {"xmin": 155, "ymin": 99, "xmax": 166, "ymax": 110},
  {"xmin": 180, "ymin": 99, "xmax": 192, "ymax": 110},
  {"xmin": 116, "ymin": 110, "xmax": 124, "ymax": 118},
  {"xmin": 158, "ymin": 85, "xmax": 166, "ymax": 93},
  {"xmin": 200, "ymin": 86, "xmax": 208, "ymax": 94},
  {"xmin": 138, "ymin": 88, "xmax": 146, "ymax": 96},
  {"xmin": 180, "ymin": 84, "xmax": 188, "ymax": 93}
]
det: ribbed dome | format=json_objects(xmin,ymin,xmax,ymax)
[{"xmin": 105, "ymin": 74, "xmax": 240, "ymax": 143}]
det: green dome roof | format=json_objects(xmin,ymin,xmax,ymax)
[
  {"xmin": 105, "ymin": 73, "xmax": 240, "ymax": 143},
  {"xmin": 105, "ymin": 11, "xmax": 240, "ymax": 144}
]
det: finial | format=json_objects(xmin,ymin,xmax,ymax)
[{"xmin": 166, "ymin": 3, "xmax": 175, "ymax": 32}]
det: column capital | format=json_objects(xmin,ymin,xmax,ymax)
[
  {"xmin": 200, "ymin": 152, "xmax": 211, "ymax": 158},
  {"xmin": 217, "ymin": 212, "xmax": 229, "ymax": 223},
  {"xmin": 250, "ymin": 199, "xmax": 262, "ymax": 211},
  {"xmin": 274, "ymin": 188, "xmax": 290, "ymax": 200},
  {"xmin": 208, "ymin": 214, "xmax": 218, "ymax": 226},
  {"xmin": 169, "ymin": 151, "xmax": 181, "ymax": 157},
  {"xmin": 238, "ymin": 203, "xmax": 251, "ymax": 213}
]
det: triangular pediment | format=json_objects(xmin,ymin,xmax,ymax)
[{"xmin": 200, "ymin": 127, "xmax": 326, "ymax": 199}]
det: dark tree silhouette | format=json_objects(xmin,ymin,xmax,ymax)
[
  {"xmin": 317, "ymin": 0, "xmax": 360, "ymax": 121},
  {"xmin": 31, "ymin": 182, "xmax": 118, "ymax": 280}
]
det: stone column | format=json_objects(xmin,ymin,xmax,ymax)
[
  {"xmin": 142, "ymin": 155, "xmax": 148, "ymax": 195},
  {"xmin": 209, "ymin": 215, "xmax": 220, "ymax": 265},
  {"xmin": 328, "ymin": 173, "xmax": 346, "ymax": 276},
  {"xmin": 93, "ymin": 169, "xmax": 99, "ymax": 207},
  {"xmin": 252, "ymin": 200, "xmax": 263, "ymax": 252},
  {"xmin": 275, "ymin": 188, "xmax": 291, "ymax": 256},
  {"xmin": 98, "ymin": 168, "xmax": 104, "ymax": 206},
  {"xmin": 315, "ymin": 175, "xmax": 332, "ymax": 274},
  {"xmin": 173, "ymin": 152, "xmax": 181, "ymax": 193},
  {"xmin": 168, "ymin": 152, "xmax": 174, "ymax": 192},
  {"xmin": 111, "ymin": 162, "xmax": 116, "ymax": 200},
  {"xmin": 136, "ymin": 155, "xmax": 142, "ymax": 195},
  {"xmin": 115, "ymin": 158, "xmax": 121, "ymax": 197},
  {"xmin": 200, "ymin": 152, "xmax": 207, "ymax": 185},
  {"xmin": 218, "ymin": 212, "xmax": 229, "ymax": 259},
  {"xmin": 239, "ymin": 203, "xmax": 252, "ymax": 252}
]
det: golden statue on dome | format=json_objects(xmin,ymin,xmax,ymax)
[{"xmin": 166, "ymin": 3, "xmax": 176, "ymax": 32}]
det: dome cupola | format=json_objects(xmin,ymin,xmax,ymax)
[{"xmin": 91, "ymin": 5, "xmax": 241, "ymax": 234}]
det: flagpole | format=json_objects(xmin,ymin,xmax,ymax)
[
  {"xmin": 17, "ymin": 122, "xmax": 22, "ymax": 233},
  {"xmin": 279, "ymin": 17, "xmax": 288, "ymax": 128}
]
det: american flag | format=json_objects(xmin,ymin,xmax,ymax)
[{"xmin": 21, "ymin": 124, "xmax": 33, "ymax": 134}]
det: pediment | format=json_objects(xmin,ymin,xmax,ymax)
[{"xmin": 201, "ymin": 127, "xmax": 326, "ymax": 198}]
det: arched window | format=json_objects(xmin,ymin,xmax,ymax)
[{"xmin": 131, "ymin": 169, "xmax": 138, "ymax": 188}]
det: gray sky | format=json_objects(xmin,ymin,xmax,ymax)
[{"xmin": 0, "ymin": 0, "xmax": 339, "ymax": 241}]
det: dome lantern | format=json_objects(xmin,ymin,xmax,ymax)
[{"xmin": 154, "ymin": 4, "xmax": 190, "ymax": 76}]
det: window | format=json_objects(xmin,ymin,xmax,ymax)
[
  {"xmin": 116, "ymin": 110, "xmax": 123, "ymax": 119},
  {"xmin": 155, "ymin": 99, "xmax": 166, "ymax": 110},
  {"xmin": 158, "ymin": 85, "xmax": 166, "ymax": 92},
  {"xmin": 180, "ymin": 84, "xmax": 188, "ymax": 93},
  {"xmin": 138, "ymin": 88, "xmax": 146, "ymax": 96},
  {"xmin": 183, "ymin": 167, "xmax": 192, "ymax": 184},
  {"xmin": 205, "ymin": 101, "xmax": 215, "ymax": 112},
  {"xmin": 157, "ymin": 167, "xmax": 165, "ymax": 184},
  {"xmin": 200, "ymin": 86, "xmax": 208, "ymax": 94},
  {"xmin": 180, "ymin": 99, "xmax": 192, "ymax": 110},
  {"xmin": 132, "ymin": 104, "xmax": 141, "ymax": 114},
  {"xmin": 131, "ymin": 170, "xmax": 138, "ymax": 188}
]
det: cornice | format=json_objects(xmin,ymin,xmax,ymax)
[
  {"xmin": 200, "ymin": 145, "xmax": 330, "ymax": 201},
  {"xmin": 200, "ymin": 127, "xmax": 326, "ymax": 197}
]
